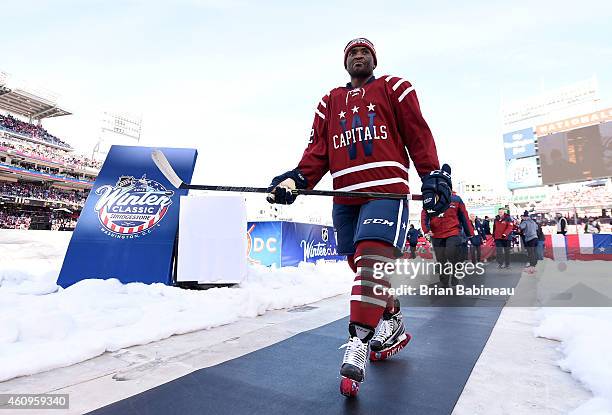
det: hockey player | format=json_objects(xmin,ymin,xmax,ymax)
[
  {"xmin": 421, "ymin": 184, "xmax": 474, "ymax": 287},
  {"xmin": 266, "ymin": 38, "xmax": 451, "ymax": 397}
]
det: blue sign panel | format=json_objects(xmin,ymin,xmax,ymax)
[
  {"xmin": 281, "ymin": 222, "xmax": 344, "ymax": 267},
  {"xmin": 247, "ymin": 221, "xmax": 282, "ymax": 267},
  {"xmin": 57, "ymin": 145, "xmax": 197, "ymax": 288},
  {"xmin": 503, "ymin": 128, "xmax": 536, "ymax": 160},
  {"xmin": 505, "ymin": 156, "xmax": 542, "ymax": 190}
]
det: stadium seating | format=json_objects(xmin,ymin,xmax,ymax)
[
  {"xmin": 535, "ymin": 187, "xmax": 612, "ymax": 211},
  {"xmin": 0, "ymin": 139, "xmax": 102, "ymax": 170},
  {"xmin": 0, "ymin": 182, "xmax": 88, "ymax": 205},
  {"xmin": 0, "ymin": 114, "xmax": 72, "ymax": 148}
]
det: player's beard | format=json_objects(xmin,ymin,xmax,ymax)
[{"xmin": 347, "ymin": 61, "xmax": 374, "ymax": 80}]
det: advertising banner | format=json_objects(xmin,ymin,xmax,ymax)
[
  {"xmin": 57, "ymin": 145, "xmax": 197, "ymax": 288},
  {"xmin": 502, "ymin": 128, "xmax": 536, "ymax": 160},
  {"xmin": 281, "ymin": 222, "xmax": 344, "ymax": 267},
  {"xmin": 545, "ymin": 234, "xmax": 612, "ymax": 261},
  {"xmin": 247, "ymin": 221, "xmax": 282, "ymax": 267},
  {"xmin": 246, "ymin": 221, "xmax": 344, "ymax": 267},
  {"xmin": 505, "ymin": 157, "xmax": 542, "ymax": 190},
  {"xmin": 536, "ymin": 107, "xmax": 612, "ymax": 136}
]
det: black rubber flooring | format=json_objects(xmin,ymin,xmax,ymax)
[{"xmin": 89, "ymin": 265, "xmax": 521, "ymax": 415}]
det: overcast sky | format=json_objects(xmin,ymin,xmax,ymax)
[{"xmin": 2, "ymin": 0, "xmax": 612, "ymax": 194}]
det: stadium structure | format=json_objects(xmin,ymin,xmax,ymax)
[
  {"xmin": 0, "ymin": 72, "xmax": 101, "ymax": 230},
  {"xmin": 458, "ymin": 78, "xmax": 612, "ymax": 230}
]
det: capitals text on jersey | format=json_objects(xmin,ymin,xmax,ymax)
[{"xmin": 333, "ymin": 124, "xmax": 388, "ymax": 149}]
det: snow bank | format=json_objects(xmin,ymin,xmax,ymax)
[
  {"xmin": 0, "ymin": 230, "xmax": 71, "ymax": 295},
  {"xmin": 535, "ymin": 308, "xmax": 612, "ymax": 415},
  {"xmin": 0, "ymin": 230, "xmax": 352, "ymax": 382}
]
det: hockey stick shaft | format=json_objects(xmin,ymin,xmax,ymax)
[{"xmin": 151, "ymin": 149, "xmax": 422, "ymax": 201}]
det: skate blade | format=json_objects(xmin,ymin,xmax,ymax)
[
  {"xmin": 369, "ymin": 333, "xmax": 411, "ymax": 361},
  {"xmin": 340, "ymin": 376, "xmax": 360, "ymax": 397}
]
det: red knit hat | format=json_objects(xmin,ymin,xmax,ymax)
[{"xmin": 344, "ymin": 38, "xmax": 377, "ymax": 68}]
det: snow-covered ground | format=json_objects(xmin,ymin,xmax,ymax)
[
  {"xmin": 2, "ymin": 229, "xmax": 611, "ymax": 415},
  {"xmin": 536, "ymin": 307, "xmax": 612, "ymax": 415},
  {"xmin": 451, "ymin": 259, "xmax": 612, "ymax": 415},
  {"xmin": 514, "ymin": 258, "xmax": 612, "ymax": 414},
  {"xmin": 0, "ymin": 230, "xmax": 352, "ymax": 382}
]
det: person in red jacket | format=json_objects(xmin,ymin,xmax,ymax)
[
  {"xmin": 493, "ymin": 208, "xmax": 513, "ymax": 269},
  {"xmin": 421, "ymin": 187, "xmax": 474, "ymax": 287}
]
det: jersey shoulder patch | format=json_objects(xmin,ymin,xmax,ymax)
[{"xmin": 381, "ymin": 75, "xmax": 415, "ymax": 102}]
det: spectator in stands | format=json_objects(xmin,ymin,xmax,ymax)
[
  {"xmin": 0, "ymin": 204, "xmax": 81, "ymax": 230},
  {"xmin": 493, "ymin": 208, "xmax": 513, "ymax": 269},
  {"xmin": 0, "ymin": 207, "xmax": 32, "ymax": 229},
  {"xmin": 1, "ymin": 138, "xmax": 102, "ymax": 169},
  {"xmin": 555, "ymin": 213, "xmax": 568, "ymax": 235},
  {"xmin": 406, "ymin": 224, "xmax": 421, "ymax": 259},
  {"xmin": 0, "ymin": 114, "xmax": 71, "ymax": 149},
  {"xmin": 0, "ymin": 181, "xmax": 88, "ymax": 205},
  {"xmin": 519, "ymin": 211, "xmax": 539, "ymax": 274}
]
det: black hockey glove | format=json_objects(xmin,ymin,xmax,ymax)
[
  {"xmin": 421, "ymin": 164, "xmax": 452, "ymax": 217},
  {"xmin": 266, "ymin": 169, "xmax": 308, "ymax": 205}
]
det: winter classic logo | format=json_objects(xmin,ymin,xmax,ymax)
[
  {"xmin": 300, "ymin": 226, "xmax": 338, "ymax": 261},
  {"xmin": 94, "ymin": 175, "xmax": 174, "ymax": 239}
]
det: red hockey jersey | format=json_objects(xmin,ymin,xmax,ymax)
[
  {"xmin": 421, "ymin": 193, "xmax": 474, "ymax": 239},
  {"xmin": 296, "ymin": 75, "xmax": 440, "ymax": 205}
]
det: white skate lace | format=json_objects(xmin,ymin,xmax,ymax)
[
  {"xmin": 339, "ymin": 337, "xmax": 368, "ymax": 369},
  {"xmin": 372, "ymin": 319, "xmax": 393, "ymax": 343}
]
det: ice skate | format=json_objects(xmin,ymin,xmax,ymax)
[
  {"xmin": 339, "ymin": 336, "xmax": 368, "ymax": 397},
  {"xmin": 370, "ymin": 309, "xmax": 411, "ymax": 361}
]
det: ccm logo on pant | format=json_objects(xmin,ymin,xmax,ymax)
[{"xmin": 363, "ymin": 219, "xmax": 395, "ymax": 226}]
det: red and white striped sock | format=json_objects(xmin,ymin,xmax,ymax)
[{"xmin": 350, "ymin": 240, "xmax": 397, "ymax": 329}]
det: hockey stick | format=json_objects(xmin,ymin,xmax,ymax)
[{"xmin": 151, "ymin": 149, "xmax": 422, "ymax": 201}]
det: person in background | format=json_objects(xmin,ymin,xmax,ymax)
[
  {"xmin": 473, "ymin": 215, "xmax": 484, "ymax": 235},
  {"xmin": 482, "ymin": 216, "xmax": 491, "ymax": 236},
  {"xmin": 469, "ymin": 213, "xmax": 483, "ymax": 264},
  {"xmin": 407, "ymin": 224, "xmax": 421, "ymax": 259},
  {"xmin": 458, "ymin": 227, "xmax": 468, "ymax": 262},
  {"xmin": 519, "ymin": 211, "xmax": 539, "ymax": 274},
  {"xmin": 536, "ymin": 219, "xmax": 545, "ymax": 261},
  {"xmin": 512, "ymin": 218, "xmax": 521, "ymax": 248},
  {"xmin": 493, "ymin": 208, "xmax": 513, "ymax": 269},
  {"xmin": 584, "ymin": 217, "xmax": 601, "ymax": 234},
  {"xmin": 421, "ymin": 188, "xmax": 474, "ymax": 288},
  {"xmin": 556, "ymin": 213, "xmax": 568, "ymax": 235}
]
